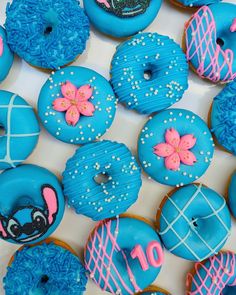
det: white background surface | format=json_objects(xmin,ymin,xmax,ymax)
[{"xmin": 0, "ymin": 0, "xmax": 236, "ymax": 294}]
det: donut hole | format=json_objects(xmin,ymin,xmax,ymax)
[
  {"xmin": 44, "ymin": 26, "xmax": 53, "ymax": 36},
  {"xmin": 144, "ymin": 69, "xmax": 153, "ymax": 81},
  {"xmin": 94, "ymin": 173, "xmax": 109, "ymax": 185},
  {"xmin": 0, "ymin": 125, "xmax": 5, "ymax": 137},
  {"xmin": 216, "ymin": 37, "xmax": 224, "ymax": 48},
  {"xmin": 40, "ymin": 275, "xmax": 49, "ymax": 284}
]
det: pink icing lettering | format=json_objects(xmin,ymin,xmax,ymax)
[
  {"xmin": 146, "ymin": 241, "xmax": 163, "ymax": 268},
  {"xmin": 131, "ymin": 244, "xmax": 149, "ymax": 271}
]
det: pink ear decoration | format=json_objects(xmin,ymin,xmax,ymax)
[
  {"xmin": 0, "ymin": 218, "xmax": 7, "ymax": 238},
  {"xmin": 0, "ymin": 37, "xmax": 3, "ymax": 57},
  {"xmin": 42, "ymin": 185, "xmax": 58, "ymax": 225},
  {"xmin": 230, "ymin": 19, "xmax": 236, "ymax": 33},
  {"xmin": 97, "ymin": 0, "xmax": 111, "ymax": 8}
]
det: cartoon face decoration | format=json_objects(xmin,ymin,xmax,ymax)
[
  {"xmin": 95, "ymin": 0, "xmax": 151, "ymax": 18},
  {"xmin": 0, "ymin": 185, "xmax": 58, "ymax": 243}
]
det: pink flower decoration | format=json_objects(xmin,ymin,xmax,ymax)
[
  {"xmin": 0, "ymin": 37, "xmax": 3, "ymax": 57},
  {"xmin": 154, "ymin": 128, "xmax": 197, "ymax": 171},
  {"xmin": 53, "ymin": 81, "xmax": 95, "ymax": 126}
]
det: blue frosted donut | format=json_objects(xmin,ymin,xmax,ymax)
[
  {"xmin": 110, "ymin": 32, "xmax": 189, "ymax": 114},
  {"xmin": 84, "ymin": 216, "xmax": 164, "ymax": 294},
  {"xmin": 0, "ymin": 164, "xmax": 65, "ymax": 244},
  {"xmin": 228, "ymin": 171, "xmax": 236, "ymax": 219},
  {"xmin": 0, "ymin": 91, "xmax": 40, "ymax": 170},
  {"xmin": 138, "ymin": 109, "xmax": 214, "ymax": 187},
  {"xmin": 185, "ymin": 3, "xmax": 236, "ymax": 83},
  {"xmin": 38, "ymin": 66, "xmax": 116, "ymax": 144},
  {"xmin": 5, "ymin": 0, "xmax": 90, "ymax": 69},
  {"xmin": 173, "ymin": 0, "xmax": 221, "ymax": 8},
  {"xmin": 62, "ymin": 140, "xmax": 142, "ymax": 220},
  {"xmin": 83, "ymin": 0, "xmax": 162, "ymax": 38},
  {"xmin": 186, "ymin": 251, "xmax": 236, "ymax": 295},
  {"xmin": 157, "ymin": 184, "xmax": 231, "ymax": 262},
  {"xmin": 0, "ymin": 26, "xmax": 13, "ymax": 82},
  {"xmin": 4, "ymin": 241, "xmax": 88, "ymax": 295},
  {"xmin": 138, "ymin": 286, "xmax": 171, "ymax": 294},
  {"xmin": 211, "ymin": 81, "xmax": 236, "ymax": 155}
]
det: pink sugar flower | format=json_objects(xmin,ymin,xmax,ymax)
[
  {"xmin": 53, "ymin": 81, "xmax": 95, "ymax": 126},
  {"xmin": 154, "ymin": 128, "xmax": 197, "ymax": 171}
]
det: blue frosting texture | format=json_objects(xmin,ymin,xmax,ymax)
[
  {"xmin": 138, "ymin": 109, "xmax": 214, "ymax": 187},
  {"xmin": 84, "ymin": 217, "xmax": 163, "ymax": 294},
  {"xmin": 3, "ymin": 242, "xmax": 88, "ymax": 295},
  {"xmin": 176, "ymin": 0, "xmax": 220, "ymax": 7},
  {"xmin": 83, "ymin": 0, "xmax": 162, "ymax": 38},
  {"xmin": 0, "ymin": 91, "xmax": 40, "ymax": 170},
  {"xmin": 5, "ymin": 0, "xmax": 90, "ymax": 69},
  {"xmin": 111, "ymin": 33, "xmax": 189, "ymax": 114},
  {"xmin": 229, "ymin": 171, "xmax": 236, "ymax": 219},
  {"xmin": 0, "ymin": 164, "xmax": 65, "ymax": 244},
  {"xmin": 63, "ymin": 140, "xmax": 142, "ymax": 220},
  {"xmin": 158, "ymin": 184, "xmax": 231, "ymax": 262},
  {"xmin": 0, "ymin": 26, "xmax": 13, "ymax": 82},
  {"xmin": 211, "ymin": 81, "xmax": 236, "ymax": 155},
  {"xmin": 38, "ymin": 66, "xmax": 117, "ymax": 144}
]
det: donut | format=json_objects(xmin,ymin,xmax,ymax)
[
  {"xmin": 5, "ymin": 0, "xmax": 90, "ymax": 70},
  {"xmin": 0, "ymin": 26, "xmax": 13, "ymax": 82},
  {"xmin": 0, "ymin": 164, "xmax": 65, "ymax": 244},
  {"xmin": 83, "ymin": 0, "xmax": 162, "ymax": 38},
  {"xmin": 210, "ymin": 81, "xmax": 236, "ymax": 155},
  {"xmin": 171, "ymin": 0, "xmax": 221, "ymax": 9},
  {"xmin": 228, "ymin": 171, "xmax": 236, "ymax": 219},
  {"xmin": 84, "ymin": 216, "xmax": 164, "ymax": 294},
  {"xmin": 110, "ymin": 32, "xmax": 189, "ymax": 114},
  {"xmin": 138, "ymin": 109, "xmax": 214, "ymax": 187},
  {"xmin": 0, "ymin": 90, "xmax": 40, "ymax": 170},
  {"xmin": 184, "ymin": 3, "xmax": 236, "ymax": 83},
  {"xmin": 3, "ymin": 239, "xmax": 88, "ymax": 294},
  {"xmin": 137, "ymin": 285, "xmax": 171, "ymax": 295},
  {"xmin": 156, "ymin": 184, "xmax": 231, "ymax": 262},
  {"xmin": 38, "ymin": 66, "xmax": 117, "ymax": 144},
  {"xmin": 62, "ymin": 140, "xmax": 142, "ymax": 220},
  {"xmin": 186, "ymin": 251, "xmax": 236, "ymax": 294}
]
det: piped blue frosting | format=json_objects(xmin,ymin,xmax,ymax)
[
  {"xmin": 211, "ymin": 81, "xmax": 236, "ymax": 155},
  {"xmin": 0, "ymin": 26, "xmax": 13, "ymax": 82},
  {"xmin": 110, "ymin": 33, "xmax": 189, "ymax": 114},
  {"xmin": 5, "ymin": 0, "xmax": 90, "ymax": 69},
  {"xmin": 3, "ymin": 242, "xmax": 88, "ymax": 295}
]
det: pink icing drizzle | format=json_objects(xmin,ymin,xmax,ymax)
[
  {"xmin": 231, "ymin": 19, "xmax": 236, "ymax": 33},
  {"xmin": 42, "ymin": 186, "xmax": 58, "ymax": 225},
  {"xmin": 186, "ymin": 252, "xmax": 236, "ymax": 294},
  {"xmin": 154, "ymin": 128, "xmax": 197, "ymax": 171},
  {"xmin": 0, "ymin": 37, "xmax": 3, "ymax": 57},
  {"xmin": 185, "ymin": 6, "xmax": 236, "ymax": 82}
]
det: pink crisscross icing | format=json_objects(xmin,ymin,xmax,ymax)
[
  {"xmin": 186, "ymin": 252, "xmax": 236, "ymax": 294},
  {"xmin": 84, "ymin": 218, "xmax": 141, "ymax": 295},
  {"xmin": 185, "ymin": 6, "xmax": 236, "ymax": 83}
]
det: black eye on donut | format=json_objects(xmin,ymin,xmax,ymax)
[
  {"xmin": 7, "ymin": 219, "xmax": 22, "ymax": 238},
  {"xmin": 32, "ymin": 210, "xmax": 47, "ymax": 231}
]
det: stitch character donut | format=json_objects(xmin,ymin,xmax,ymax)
[
  {"xmin": 184, "ymin": 3, "xmax": 236, "ymax": 83},
  {"xmin": 186, "ymin": 251, "xmax": 236, "ymax": 294},
  {"xmin": 84, "ymin": 216, "xmax": 164, "ymax": 294},
  {"xmin": 0, "ymin": 165, "xmax": 65, "ymax": 244},
  {"xmin": 4, "ymin": 239, "xmax": 88, "ymax": 294},
  {"xmin": 156, "ymin": 184, "xmax": 231, "ymax": 262},
  {"xmin": 0, "ymin": 26, "xmax": 13, "ymax": 82},
  {"xmin": 83, "ymin": 0, "xmax": 162, "ymax": 38}
]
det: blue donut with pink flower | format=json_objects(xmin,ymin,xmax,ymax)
[{"xmin": 38, "ymin": 66, "xmax": 117, "ymax": 144}]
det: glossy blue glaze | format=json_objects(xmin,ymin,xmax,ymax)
[
  {"xmin": 138, "ymin": 109, "xmax": 214, "ymax": 187},
  {"xmin": 0, "ymin": 91, "xmax": 40, "ymax": 170},
  {"xmin": 83, "ymin": 0, "xmax": 162, "ymax": 38},
  {"xmin": 0, "ymin": 26, "xmax": 13, "ymax": 82},
  {"xmin": 111, "ymin": 33, "xmax": 189, "ymax": 114},
  {"xmin": 229, "ymin": 171, "xmax": 236, "ymax": 219},
  {"xmin": 5, "ymin": 0, "xmax": 90, "ymax": 69},
  {"xmin": 211, "ymin": 81, "xmax": 236, "ymax": 155},
  {"xmin": 84, "ymin": 217, "xmax": 163, "ymax": 294},
  {"xmin": 3, "ymin": 242, "xmax": 87, "ymax": 294},
  {"xmin": 38, "ymin": 66, "xmax": 117, "ymax": 144},
  {"xmin": 63, "ymin": 140, "xmax": 142, "ymax": 220},
  {"xmin": 158, "ymin": 184, "xmax": 231, "ymax": 261},
  {"xmin": 177, "ymin": 0, "xmax": 220, "ymax": 7},
  {"xmin": 0, "ymin": 164, "xmax": 65, "ymax": 244}
]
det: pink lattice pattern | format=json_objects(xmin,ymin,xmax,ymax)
[
  {"xmin": 185, "ymin": 6, "xmax": 236, "ymax": 83},
  {"xmin": 186, "ymin": 252, "xmax": 236, "ymax": 294}
]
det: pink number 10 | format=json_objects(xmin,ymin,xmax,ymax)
[{"xmin": 131, "ymin": 241, "xmax": 163, "ymax": 271}]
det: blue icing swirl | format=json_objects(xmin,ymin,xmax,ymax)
[
  {"xmin": 110, "ymin": 32, "xmax": 189, "ymax": 114},
  {"xmin": 177, "ymin": 0, "xmax": 220, "ymax": 7},
  {"xmin": 3, "ymin": 242, "xmax": 88, "ymax": 295},
  {"xmin": 0, "ymin": 26, "xmax": 13, "ymax": 82},
  {"xmin": 211, "ymin": 81, "xmax": 236, "ymax": 155},
  {"xmin": 5, "ymin": 0, "xmax": 90, "ymax": 69},
  {"xmin": 62, "ymin": 140, "xmax": 142, "ymax": 220}
]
